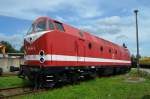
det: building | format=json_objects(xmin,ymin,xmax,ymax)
[{"xmin": 0, "ymin": 53, "xmax": 24, "ymax": 72}]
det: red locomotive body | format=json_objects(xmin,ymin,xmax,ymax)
[{"xmin": 20, "ymin": 16, "xmax": 131, "ymax": 88}]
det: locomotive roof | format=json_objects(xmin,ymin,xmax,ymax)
[{"xmin": 34, "ymin": 16, "xmax": 126, "ymax": 50}]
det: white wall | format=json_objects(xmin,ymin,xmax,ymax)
[{"xmin": 0, "ymin": 58, "xmax": 24, "ymax": 72}]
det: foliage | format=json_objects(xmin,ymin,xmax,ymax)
[
  {"xmin": 131, "ymin": 54, "xmax": 137, "ymax": 67},
  {"xmin": 0, "ymin": 41, "xmax": 19, "ymax": 53},
  {"xmin": 0, "ymin": 41, "xmax": 24, "ymax": 53},
  {"xmin": 129, "ymin": 69, "xmax": 150, "ymax": 79},
  {"xmin": 19, "ymin": 45, "xmax": 24, "ymax": 53}
]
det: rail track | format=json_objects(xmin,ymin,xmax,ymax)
[
  {"xmin": 0, "ymin": 86, "xmax": 46, "ymax": 99},
  {"xmin": 0, "ymin": 75, "xmax": 16, "ymax": 77},
  {"xmin": 0, "ymin": 73, "xmax": 17, "ymax": 77}
]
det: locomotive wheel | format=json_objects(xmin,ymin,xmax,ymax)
[
  {"xmin": 68, "ymin": 71, "xmax": 79, "ymax": 84},
  {"xmin": 58, "ymin": 73, "xmax": 69, "ymax": 86},
  {"xmin": 100, "ymin": 68, "xmax": 114, "ymax": 76},
  {"xmin": 89, "ymin": 71, "xmax": 97, "ymax": 79},
  {"xmin": 114, "ymin": 67, "xmax": 121, "ymax": 75},
  {"xmin": 83, "ymin": 71, "xmax": 96, "ymax": 80}
]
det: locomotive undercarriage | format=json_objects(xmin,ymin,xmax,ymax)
[{"xmin": 18, "ymin": 65, "xmax": 130, "ymax": 89}]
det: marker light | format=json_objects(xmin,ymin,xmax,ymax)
[{"xmin": 40, "ymin": 57, "xmax": 45, "ymax": 63}]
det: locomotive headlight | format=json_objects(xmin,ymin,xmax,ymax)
[
  {"xmin": 40, "ymin": 50, "xmax": 45, "ymax": 56},
  {"xmin": 40, "ymin": 57, "xmax": 45, "ymax": 63}
]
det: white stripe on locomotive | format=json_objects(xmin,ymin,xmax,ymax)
[{"xmin": 25, "ymin": 54, "xmax": 131, "ymax": 63}]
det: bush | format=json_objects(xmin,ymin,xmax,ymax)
[
  {"xmin": 139, "ymin": 70, "xmax": 150, "ymax": 80},
  {"xmin": 129, "ymin": 69, "xmax": 150, "ymax": 80}
]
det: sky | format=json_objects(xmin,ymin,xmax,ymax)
[{"xmin": 0, "ymin": 0, "xmax": 149, "ymax": 56}]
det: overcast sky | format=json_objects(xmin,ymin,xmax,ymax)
[{"xmin": 0, "ymin": 0, "xmax": 149, "ymax": 56}]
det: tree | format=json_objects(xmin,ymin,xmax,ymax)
[
  {"xmin": 20, "ymin": 45, "xmax": 24, "ymax": 53},
  {"xmin": 131, "ymin": 54, "xmax": 137, "ymax": 67},
  {"xmin": 0, "ymin": 41, "xmax": 18, "ymax": 53}
]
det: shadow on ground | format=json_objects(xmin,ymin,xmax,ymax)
[{"xmin": 142, "ymin": 95, "xmax": 150, "ymax": 99}]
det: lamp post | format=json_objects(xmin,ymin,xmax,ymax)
[{"xmin": 134, "ymin": 10, "xmax": 140, "ymax": 75}]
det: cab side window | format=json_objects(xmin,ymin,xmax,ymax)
[
  {"xmin": 109, "ymin": 49, "xmax": 112, "ymax": 53},
  {"xmin": 49, "ymin": 20, "xmax": 55, "ymax": 30},
  {"xmin": 100, "ymin": 46, "xmax": 103, "ymax": 52},
  {"xmin": 55, "ymin": 22, "xmax": 65, "ymax": 32},
  {"xmin": 88, "ymin": 43, "xmax": 92, "ymax": 49}
]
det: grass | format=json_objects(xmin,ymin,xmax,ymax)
[
  {"xmin": 0, "ymin": 76, "xmax": 27, "ymax": 89},
  {"xmin": 16, "ymin": 70, "xmax": 150, "ymax": 99}
]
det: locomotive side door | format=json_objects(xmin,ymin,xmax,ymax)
[{"xmin": 76, "ymin": 39, "xmax": 85, "ymax": 65}]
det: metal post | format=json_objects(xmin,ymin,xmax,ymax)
[{"xmin": 134, "ymin": 10, "xmax": 140, "ymax": 75}]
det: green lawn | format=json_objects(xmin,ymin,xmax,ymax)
[
  {"xmin": 0, "ymin": 76, "xmax": 26, "ymax": 89},
  {"xmin": 18, "ymin": 70, "xmax": 150, "ymax": 99}
]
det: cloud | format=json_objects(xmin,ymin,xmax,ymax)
[
  {"xmin": 79, "ymin": 25, "xmax": 121, "ymax": 35},
  {"xmin": 116, "ymin": 35, "xmax": 128, "ymax": 40},
  {"xmin": 97, "ymin": 16, "xmax": 121, "ymax": 26},
  {"xmin": 70, "ymin": 0, "xmax": 102, "ymax": 18},
  {"xmin": 0, "ymin": 0, "xmax": 150, "ymax": 56},
  {"xmin": 0, "ymin": 33, "xmax": 24, "ymax": 50},
  {"xmin": 77, "ymin": 11, "xmax": 150, "ymax": 56},
  {"xmin": 55, "ymin": 16, "xmax": 66, "ymax": 22},
  {"xmin": 0, "ymin": 0, "xmax": 65, "ymax": 20},
  {"xmin": 0, "ymin": 0, "xmax": 103, "ymax": 20},
  {"xmin": 77, "ymin": 16, "xmax": 127, "ymax": 35}
]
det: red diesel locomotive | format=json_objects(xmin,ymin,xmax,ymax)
[{"xmin": 19, "ymin": 16, "xmax": 131, "ymax": 88}]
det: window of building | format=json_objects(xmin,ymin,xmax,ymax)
[
  {"xmin": 88, "ymin": 43, "xmax": 92, "ymax": 49},
  {"xmin": 55, "ymin": 22, "xmax": 64, "ymax": 32},
  {"xmin": 49, "ymin": 21, "xmax": 54, "ymax": 30}
]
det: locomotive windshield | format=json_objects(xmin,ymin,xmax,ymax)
[
  {"xmin": 27, "ymin": 24, "xmax": 34, "ymax": 35},
  {"xmin": 35, "ymin": 20, "xmax": 46, "ymax": 32},
  {"xmin": 27, "ymin": 19, "xmax": 47, "ymax": 35}
]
